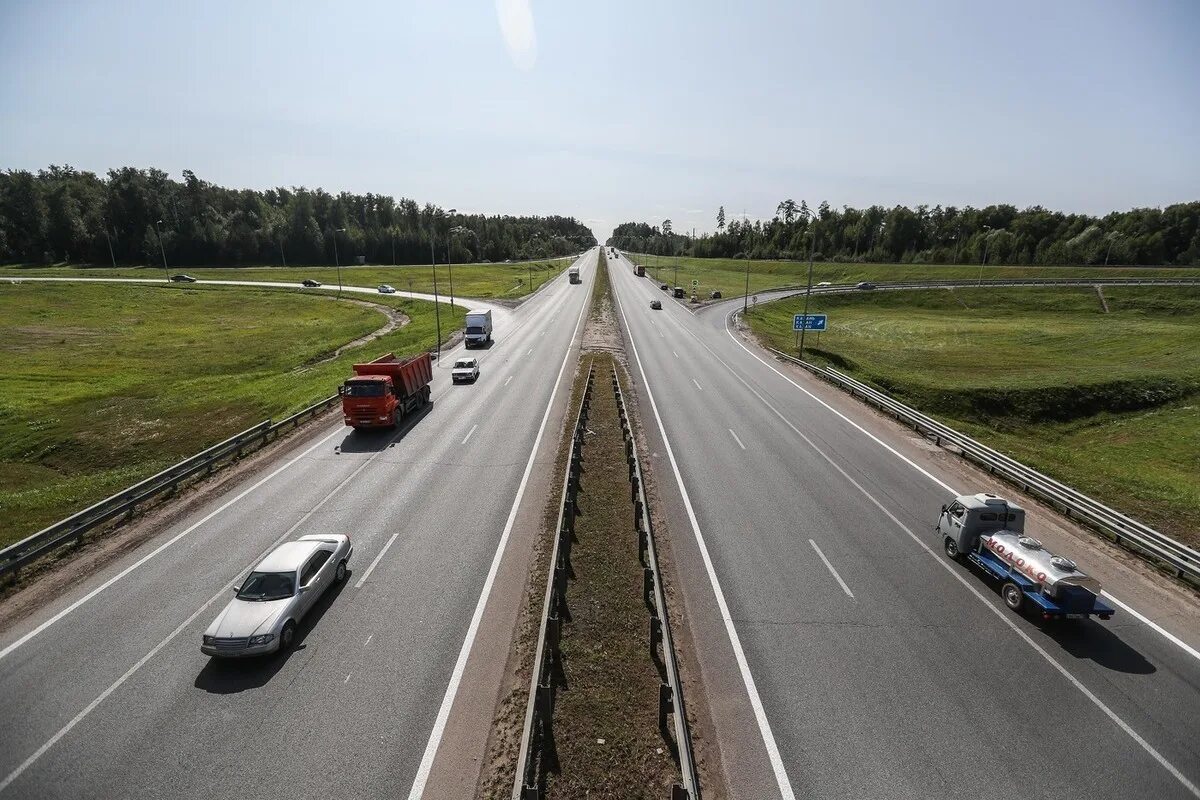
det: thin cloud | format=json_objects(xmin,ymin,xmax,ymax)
[{"xmin": 495, "ymin": 0, "xmax": 537, "ymax": 71}]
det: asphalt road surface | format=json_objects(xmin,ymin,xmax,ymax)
[
  {"xmin": 0, "ymin": 250, "xmax": 597, "ymax": 799},
  {"xmin": 607, "ymin": 252, "xmax": 1200, "ymax": 800}
]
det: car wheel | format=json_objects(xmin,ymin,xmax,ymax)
[
  {"xmin": 944, "ymin": 537, "xmax": 961, "ymax": 561},
  {"xmin": 1001, "ymin": 582, "xmax": 1024, "ymax": 612},
  {"xmin": 280, "ymin": 620, "xmax": 297, "ymax": 650},
  {"xmin": 335, "ymin": 559, "xmax": 347, "ymax": 582}
]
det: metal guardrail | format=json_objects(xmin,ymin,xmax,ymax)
[
  {"xmin": 0, "ymin": 394, "xmax": 340, "ymax": 582},
  {"xmin": 612, "ymin": 366, "xmax": 699, "ymax": 799},
  {"xmin": 513, "ymin": 361, "xmax": 596, "ymax": 799},
  {"xmin": 512, "ymin": 363, "xmax": 699, "ymax": 799},
  {"xmin": 767, "ymin": 348, "xmax": 1200, "ymax": 587}
]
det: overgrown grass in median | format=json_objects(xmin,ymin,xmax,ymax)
[
  {"xmin": 746, "ymin": 286, "xmax": 1200, "ymax": 545},
  {"xmin": 624, "ymin": 253, "xmax": 1200, "ymax": 302},
  {"xmin": 0, "ymin": 282, "xmax": 452, "ymax": 547},
  {"xmin": 0, "ymin": 257, "xmax": 574, "ymax": 300}
]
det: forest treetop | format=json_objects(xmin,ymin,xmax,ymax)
[
  {"xmin": 0, "ymin": 165, "xmax": 597, "ymax": 267},
  {"xmin": 608, "ymin": 200, "xmax": 1200, "ymax": 266}
]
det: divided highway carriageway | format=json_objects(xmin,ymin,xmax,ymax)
[
  {"xmin": 0, "ymin": 251, "xmax": 597, "ymax": 800},
  {"xmin": 607, "ymin": 250, "xmax": 1200, "ymax": 800},
  {"xmin": 2, "ymin": 247, "xmax": 1198, "ymax": 799}
]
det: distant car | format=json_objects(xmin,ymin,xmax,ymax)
[
  {"xmin": 301, "ymin": 279, "xmax": 321, "ymax": 287},
  {"xmin": 650, "ymin": 299, "xmax": 662, "ymax": 310},
  {"xmin": 710, "ymin": 290, "xmax": 722, "ymax": 299},
  {"xmin": 168, "ymin": 274, "xmax": 196, "ymax": 283},
  {"xmin": 201, "ymin": 534, "xmax": 352, "ymax": 658},
  {"xmin": 452, "ymin": 357, "xmax": 480, "ymax": 383},
  {"xmin": 378, "ymin": 284, "xmax": 397, "ymax": 294},
  {"xmin": 660, "ymin": 283, "xmax": 669, "ymax": 291},
  {"xmin": 673, "ymin": 287, "xmax": 685, "ymax": 298},
  {"xmin": 816, "ymin": 281, "xmax": 832, "ymax": 287},
  {"xmin": 856, "ymin": 281, "xmax": 876, "ymax": 290}
]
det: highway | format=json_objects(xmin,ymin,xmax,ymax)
[
  {"xmin": 607, "ymin": 253, "xmax": 1200, "ymax": 799},
  {"xmin": 0, "ymin": 250, "xmax": 597, "ymax": 799}
]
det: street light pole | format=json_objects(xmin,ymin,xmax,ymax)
[
  {"xmin": 334, "ymin": 227, "xmax": 346, "ymax": 298},
  {"xmin": 153, "ymin": 219, "xmax": 169, "ymax": 280},
  {"xmin": 798, "ymin": 231, "xmax": 816, "ymax": 360},
  {"xmin": 445, "ymin": 209, "xmax": 457, "ymax": 310},
  {"xmin": 976, "ymin": 225, "xmax": 992, "ymax": 286},
  {"xmin": 430, "ymin": 234, "xmax": 442, "ymax": 362}
]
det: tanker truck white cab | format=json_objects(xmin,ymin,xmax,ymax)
[
  {"xmin": 936, "ymin": 493, "xmax": 1115, "ymax": 621},
  {"xmin": 464, "ymin": 309, "xmax": 492, "ymax": 348}
]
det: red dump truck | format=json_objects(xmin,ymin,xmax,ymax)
[{"xmin": 339, "ymin": 352, "xmax": 432, "ymax": 429}]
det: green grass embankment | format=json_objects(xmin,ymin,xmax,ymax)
[
  {"xmin": 746, "ymin": 286, "xmax": 1200, "ymax": 545},
  {"xmin": 0, "ymin": 282, "xmax": 455, "ymax": 547},
  {"xmin": 0, "ymin": 257, "xmax": 575, "ymax": 300},
  {"xmin": 623, "ymin": 253, "xmax": 1200, "ymax": 302}
]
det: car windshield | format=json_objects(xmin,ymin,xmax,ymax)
[
  {"xmin": 237, "ymin": 571, "xmax": 294, "ymax": 601},
  {"xmin": 344, "ymin": 381, "xmax": 385, "ymax": 397},
  {"xmin": 454, "ymin": 360, "xmax": 474, "ymax": 368}
]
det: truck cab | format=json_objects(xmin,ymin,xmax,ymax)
[
  {"xmin": 936, "ymin": 493, "xmax": 1114, "ymax": 621},
  {"xmin": 568, "ymin": 266, "xmax": 581, "ymax": 284}
]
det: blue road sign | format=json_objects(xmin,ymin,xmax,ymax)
[{"xmin": 793, "ymin": 313, "xmax": 828, "ymax": 331}]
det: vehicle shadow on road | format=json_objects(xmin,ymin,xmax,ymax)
[
  {"xmin": 193, "ymin": 575, "xmax": 350, "ymax": 694},
  {"xmin": 335, "ymin": 405, "xmax": 431, "ymax": 454},
  {"xmin": 1036, "ymin": 618, "xmax": 1157, "ymax": 675}
]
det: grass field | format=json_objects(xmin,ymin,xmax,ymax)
[
  {"xmin": 0, "ymin": 282, "xmax": 456, "ymax": 548},
  {"xmin": 623, "ymin": 253, "xmax": 1200, "ymax": 301},
  {"xmin": 0, "ymin": 256, "xmax": 575, "ymax": 300},
  {"xmin": 746, "ymin": 286, "xmax": 1200, "ymax": 545}
]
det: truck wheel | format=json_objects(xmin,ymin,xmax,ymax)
[
  {"xmin": 944, "ymin": 537, "xmax": 961, "ymax": 561},
  {"xmin": 1001, "ymin": 582, "xmax": 1024, "ymax": 612}
]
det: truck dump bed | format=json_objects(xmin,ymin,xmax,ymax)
[{"xmin": 351, "ymin": 353, "xmax": 432, "ymax": 399}]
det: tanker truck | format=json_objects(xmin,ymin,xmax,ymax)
[
  {"xmin": 936, "ymin": 493, "xmax": 1114, "ymax": 621},
  {"xmin": 339, "ymin": 352, "xmax": 432, "ymax": 430}
]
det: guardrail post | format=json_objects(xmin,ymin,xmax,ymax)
[
  {"xmin": 658, "ymin": 681, "xmax": 673, "ymax": 731},
  {"xmin": 671, "ymin": 785, "xmax": 690, "ymax": 800}
]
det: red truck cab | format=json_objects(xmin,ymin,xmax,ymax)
[{"xmin": 340, "ymin": 352, "xmax": 432, "ymax": 429}]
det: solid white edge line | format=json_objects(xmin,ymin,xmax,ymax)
[
  {"xmin": 0, "ymin": 435, "xmax": 393, "ymax": 792},
  {"xmin": 725, "ymin": 306, "xmax": 1200, "ymax": 666},
  {"xmin": 723, "ymin": 309, "xmax": 957, "ymax": 495},
  {"xmin": 405, "ymin": 252, "xmax": 593, "ymax": 799},
  {"xmin": 728, "ymin": 428, "xmax": 747, "ymax": 450},
  {"xmin": 807, "ymin": 539, "xmax": 854, "ymax": 598},
  {"xmin": 710, "ymin": 310, "xmax": 1199, "ymax": 793},
  {"xmin": 1101, "ymin": 592, "xmax": 1200, "ymax": 662},
  {"xmin": 0, "ymin": 424, "xmax": 345, "ymax": 663},
  {"xmin": 355, "ymin": 531, "xmax": 401, "ymax": 589},
  {"xmin": 461, "ymin": 424, "xmax": 478, "ymax": 445},
  {"xmin": 612, "ymin": 287, "xmax": 797, "ymax": 800}
]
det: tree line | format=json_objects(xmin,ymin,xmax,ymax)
[
  {"xmin": 0, "ymin": 166, "xmax": 597, "ymax": 267},
  {"xmin": 608, "ymin": 200, "xmax": 1200, "ymax": 266}
]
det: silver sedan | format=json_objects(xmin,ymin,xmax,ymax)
[{"xmin": 201, "ymin": 534, "xmax": 352, "ymax": 657}]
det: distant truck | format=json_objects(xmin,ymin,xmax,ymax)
[
  {"xmin": 635, "ymin": 264, "xmax": 645, "ymax": 277},
  {"xmin": 936, "ymin": 493, "xmax": 1114, "ymax": 621},
  {"xmin": 569, "ymin": 266, "xmax": 581, "ymax": 284},
  {"xmin": 464, "ymin": 309, "xmax": 493, "ymax": 348},
  {"xmin": 340, "ymin": 352, "xmax": 432, "ymax": 429},
  {"xmin": 673, "ymin": 287, "xmax": 685, "ymax": 298}
]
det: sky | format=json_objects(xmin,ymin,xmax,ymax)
[{"xmin": 2, "ymin": 0, "xmax": 1198, "ymax": 243}]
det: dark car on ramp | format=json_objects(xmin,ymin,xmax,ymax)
[
  {"xmin": 301, "ymin": 279, "xmax": 322, "ymax": 287},
  {"xmin": 169, "ymin": 274, "xmax": 197, "ymax": 283}
]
